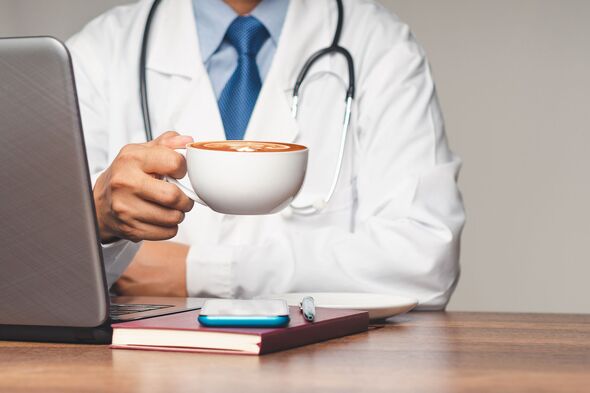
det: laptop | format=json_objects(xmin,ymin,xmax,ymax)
[{"xmin": 0, "ymin": 37, "xmax": 203, "ymax": 344}]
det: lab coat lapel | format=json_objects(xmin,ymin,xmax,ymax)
[
  {"xmin": 143, "ymin": 0, "xmax": 331, "ymax": 144},
  {"xmin": 245, "ymin": 78, "xmax": 298, "ymax": 143},
  {"xmin": 145, "ymin": 0, "xmax": 224, "ymax": 141},
  {"xmin": 173, "ymin": 74, "xmax": 225, "ymax": 142},
  {"xmin": 245, "ymin": 0, "xmax": 331, "ymax": 144}
]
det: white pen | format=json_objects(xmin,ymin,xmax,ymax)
[{"xmin": 300, "ymin": 296, "xmax": 316, "ymax": 322}]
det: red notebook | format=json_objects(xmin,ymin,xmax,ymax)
[{"xmin": 111, "ymin": 307, "xmax": 369, "ymax": 355}]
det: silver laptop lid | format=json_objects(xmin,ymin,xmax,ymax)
[{"xmin": 0, "ymin": 37, "xmax": 109, "ymax": 327}]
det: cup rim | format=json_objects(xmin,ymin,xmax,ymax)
[{"xmin": 186, "ymin": 140, "xmax": 308, "ymax": 154}]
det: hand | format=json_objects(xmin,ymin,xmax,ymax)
[
  {"xmin": 112, "ymin": 241, "xmax": 189, "ymax": 297},
  {"xmin": 93, "ymin": 131, "xmax": 195, "ymax": 243}
]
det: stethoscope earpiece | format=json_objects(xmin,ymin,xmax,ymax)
[
  {"xmin": 313, "ymin": 199, "xmax": 328, "ymax": 211},
  {"xmin": 281, "ymin": 206, "xmax": 294, "ymax": 219},
  {"xmin": 282, "ymin": 198, "xmax": 328, "ymax": 218}
]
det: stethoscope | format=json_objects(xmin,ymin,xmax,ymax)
[{"xmin": 140, "ymin": 0, "xmax": 355, "ymax": 215}]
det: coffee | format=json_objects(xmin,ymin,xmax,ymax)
[
  {"xmin": 169, "ymin": 140, "xmax": 309, "ymax": 214},
  {"xmin": 191, "ymin": 141, "xmax": 306, "ymax": 153}
]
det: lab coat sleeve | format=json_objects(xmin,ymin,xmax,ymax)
[
  {"xmin": 186, "ymin": 17, "xmax": 465, "ymax": 309},
  {"xmin": 67, "ymin": 20, "xmax": 141, "ymax": 288}
]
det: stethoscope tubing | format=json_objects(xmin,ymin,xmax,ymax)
[
  {"xmin": 139, "ymin": 0, "xmax": 161, "ymax": 142},
  {"xmin": 139, "ymin": 0, "xmax": 355, "ymax": 215}
]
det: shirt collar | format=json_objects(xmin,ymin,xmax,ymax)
[
  {"xmin": 192, "ymin": 0, "xmax": 289, "ymax": 63},
  {"xmin": 251, "ymin": 0, "xmax": 289, "ymax": 46}
]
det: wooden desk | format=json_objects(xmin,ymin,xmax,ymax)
[{"xmin": 1, "ymin": 312, "xmax": 589, "ymax": 393}]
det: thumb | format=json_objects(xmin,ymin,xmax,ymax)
[{"xmin": 150, "ymin": 131, "xmax": 194, "ymax": 149}]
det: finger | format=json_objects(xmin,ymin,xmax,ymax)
[
  {"xmin": 113, "ymin": 195, "xmax": 186, "ymax": 228},
  {"xmin": 140, "ymin": 145, "xmax": 188, "ymax": 179},
  {"xmin": 157, "ymin": 135, "xmax": 194, "ymax": 149},
  {"xmin": 151, "ymin": 131, "xmax": 194, "ymax": 149},
  {"xmin": 146, "ymin": 131, "xmax": 178, "ymax": 146},
  {"xmin": 133, "ymin": 200, "xmax": 186, "ymax": 228},
  {"xmin": 118, "ymin": 219, "xmax": 180, "ymax": 242},
  {"xmin": 135, "ymin": 174, "xmax": 195, "ymax": 212}
]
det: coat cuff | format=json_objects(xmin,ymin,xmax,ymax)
[
  {"xmin": 102, "ymin": 239, "xmax": 141, "ymax": 288},
  {"xmin": 186, "ymin": 244, "xmax": 234, "ymax": 298}
]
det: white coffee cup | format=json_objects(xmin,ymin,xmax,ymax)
[{"xmin": 166, "ymin": 141, "xmax": 309, "ymax": 215}]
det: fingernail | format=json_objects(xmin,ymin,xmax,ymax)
[{"xmin": 174, "ymin": 135, "xmax": 194, "ymax": 143}]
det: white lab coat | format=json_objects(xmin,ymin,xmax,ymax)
[{"xmin": 67, "ymin": 0, "xmax": 465, "ymax": 309}]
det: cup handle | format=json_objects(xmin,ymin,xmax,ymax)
[{"xmin": 164, "ymin": 148, "xmax": 207, "ymax": 207}]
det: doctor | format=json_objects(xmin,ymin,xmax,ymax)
[{"xmin": 67, "ymin": 0, "xmax": 465, "ymax": 309}]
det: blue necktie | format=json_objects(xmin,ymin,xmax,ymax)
[{"xmin": 218, "ymin": 16, "xmax": 270, "ymax": 140}]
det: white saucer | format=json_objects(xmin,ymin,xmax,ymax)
[{"xmin": 266, "ymin": 292, "xmax": 418, "ymax": 320}]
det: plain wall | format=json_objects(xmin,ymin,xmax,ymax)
[{"xmin": 1, "ymin": 0, "xmax": 588, "ymax": 313}]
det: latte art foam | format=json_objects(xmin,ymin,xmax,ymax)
[
  {"xmin": 191, "ymin": 141, "xmax": 306, "ymax": 153},
  {"xmin": 204, "ymin": 142, "xmax": 290, "ymax": 152}
]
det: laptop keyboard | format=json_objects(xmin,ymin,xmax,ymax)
[{"xmin": 110, "ymin": 303, "xmax": 173, "ymax": 320}]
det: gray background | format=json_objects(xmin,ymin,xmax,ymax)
[{"xmin": 1, "ymin": 0, "xmax": 588, "ymax": 313}]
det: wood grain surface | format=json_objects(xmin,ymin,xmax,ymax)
[{"xmin": 1, "ymin": 312, "xmax": 589, "ymax": 393}]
